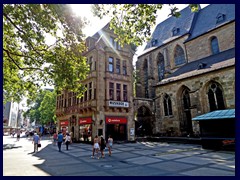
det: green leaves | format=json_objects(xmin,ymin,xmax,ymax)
[
  {"xmin": 3, "ymin": 4, "xmax": 89, "ymax": 103},
  {"xmin": 24, "ymin": 90, "xmax": 57, "ymax": 125}
]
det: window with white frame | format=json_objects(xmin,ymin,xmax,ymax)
[
  {"xmin": 108, "ymin": 57, "xmax": 114, "ymax": 72},
  {"xmin": 109, "ymin": 82, "xmax": 114, "ymax": 100},
  {"xmin": 116, "ymin": 83, "xmax": 121, "ymax": 101}
]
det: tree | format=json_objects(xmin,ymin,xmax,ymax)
[
  {"xmin": 23, "ymin": 89, "xmax": 56, "ymax": 125},
  {"xmin": 92, "ymin": 4, "xmax": 199, "ymax": 47},
  {"xmin": 24, "ymin": 90, "xmax": 47, "ymax": 123},
  {"xmin": 39, "ymin": 90, "xmax": 57, "ymax": 125},
  {"xmin": 3, "ymin": 4, "xmax": 89, "ymax": 103}
]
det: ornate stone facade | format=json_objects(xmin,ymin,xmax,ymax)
[
  {"xmin": 135, "ymin": 4, "xmax": 235, "ymax": 137},
  {"xmin": 55, "ymin": 24, "xmax": 135, "ymax": 142}
]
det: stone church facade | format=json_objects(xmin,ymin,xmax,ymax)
[{"xmin": 135, "ymin": 4, "xmax": 235, "ymax": 137}]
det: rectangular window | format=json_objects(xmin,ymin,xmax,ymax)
[
  {"xmin": 123, "ymin": 85, "xmax": 128, "ymax": 101},
  {"xmin": 110, "ymin": 37, "xmax": 115, "ymax": 49},
  {"xmin": 68, "ymin": 92, "xmax": 72, "ymax": 107},
  {"xmin": 73, "ymin": 92, "xmax": 76, "ymax": 105},
  {"xmin": 61, "ymin": 95, "xmax": 64, "ymax": 107},
  {"xmin": 117, "ymin": 42, "xmax": 121, "ymax": 50},
  {"xmin": 108, "ymin": 57, "xmax": 114, "ymax": 72},
  {"xmin": 89, "ymin": 82, "xmax": 92, "ymax": 100},
  {"xmin": 89, "ymin": 57, "xmax": 93, "ymax": 71},
  {"xmin": 94, "ymin": 88, "xmax": 96, "ymax": 100},
  {"xmin": 123, "ymin": 60, "xmax": 127, "ymax": 75},
  {"xmin": 109, "ymin": 82, "xmax": 114, "ymax": 100},
  {"xmin": 116, "ymin": 59, "xmax": 120, "ymax": 74},
  {"xmin": 84, "ymin": 84, "xmax": 87, "ymax": 101},
  {"xmin": 116, "ymin": 83, "xmax": 121, "ymax": 101}
]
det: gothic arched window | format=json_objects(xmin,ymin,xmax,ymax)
[
  {"xmin": 164, "ymin": 94, "xmax": 173, "ymax": 116},
  {"xmin": 174, "ymin": 45, "xmax": 186, "ymax": 66},
  {"xmin": 208, "ymin": 82, "xmax": 225, "ymax": 111},
  {"xmin": 211, "ymin": 37, "xmax": 220, "ymax": 55},
  {"xmin": 143, "ymin": 59, "xmax": 149, "ymax": 98},
  {"xmin": 157, "ymin": 53, "xmax": 165, "ymax": 81}
]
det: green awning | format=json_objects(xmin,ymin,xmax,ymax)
[{"xmin": 192, "ymin": 109, "xmax": 235, "ymax": 121}]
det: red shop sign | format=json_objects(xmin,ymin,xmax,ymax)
[
  {"xmin": 79, "ymin": 117, "xmax": 92, "ymax": 125},
  {"xmin": 106, "ymin": 117, "xmax": 127, "ymax": 124},
  {"xmin": 60, "ymin": 120, "xmax": 68, "ymax": 126}
]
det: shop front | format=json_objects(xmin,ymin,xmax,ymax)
[
  {"xmin": 79, "ymin": 117, "xmax": 92, "ymax": 142},
  {"xmin": 59, "ymin": 120, "xmax": 69, "ymax": 135},
  {"xmin": 105, "ymin": 116, "xmax": 127, "ymax": 141}
]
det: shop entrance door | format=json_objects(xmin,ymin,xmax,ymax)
[{"xmin": 106, "ymin": 124, "xmax": 126, "ymax": 141}]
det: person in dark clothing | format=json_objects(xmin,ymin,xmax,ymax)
[
  {"xmin": 100, "ymin": 136, "xmax": 106, "ymax": 158},
  {"xmin": 57, "ymin": 131, "xmax": 63, "ymax": 152}
]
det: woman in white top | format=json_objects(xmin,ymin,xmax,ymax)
[
  {"xmin": 65, "ymin": 133, "xmax": 71, "ymax": 150},
  {"xmin": 107, "ymin": 135, "xmax": 113, "ymax": 156},
  {"xmin": 91, "ymin": 135, "xmax": 100, "ymax": 159}
]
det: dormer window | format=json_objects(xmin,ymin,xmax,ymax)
[
  {"xmin": 216, "ymin": 13, "xmax": 225, "ymax": 24},
  {"xmin": 197, "ymin": 62, "xmax": 207, "ymax": 70},
  {"xmin": 172, "ymin": 27, "xmax": 180, "ymax": 36},
  {"xmin": 151, "ymin": 39, "xmax": 158, "ymax": 46}
]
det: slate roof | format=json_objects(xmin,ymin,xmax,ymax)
[
  {"xmin": 144, "ymin": 6, "xmax": 197, "ymax": 51},
  {"xmin": 156, "ymin": 48, "xmax": 235, "ymax": 86},
  {"xmin": 141, "ymin": 4, "xmax": 235, "ymax": 56},
  {"xmin": 186, "ymin": 4, "xmax": 235, "ymax": 41},
  {"xmin": 192, "ymin": 109, "xmax": 235, "ymax": 120}
]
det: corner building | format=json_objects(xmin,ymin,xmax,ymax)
[
  {"xmin": 135, "ymin": 4, "xmax": 235, "ymax": 137},
  {"xmin": 55, "ymin": 24, "xmax": 135, "ymax": 142}
]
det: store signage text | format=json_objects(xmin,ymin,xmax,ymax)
[
  {"xmin": 60, "ymin": 120, "xmax": 68, "ymax": 126},
  {"xmin": 106, "ymin": 117, "xmax": 127, "ymax": 124},
  {"xmin": 79, "ymin": 117, "xmax": 92, "ymax": 124},
  {"xmin": 109, "ymin": 101, "xmax": 129, "ymax": 108}
]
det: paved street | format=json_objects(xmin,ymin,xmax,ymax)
[{"xmin": 3, "ymin": 135, "xmax": 235, "ymax": 176}]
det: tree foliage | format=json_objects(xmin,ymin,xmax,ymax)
[
  {"xmin": 92, "ymin": 4, "xmax": 199, "ymax": 47},
  {"xmin": 23, "ymin": 89, "xmax": 56, "ymax": 125},
  {"xmin": 39, "ymin": 90, "xmax": 57, "ymax": 125},
  {"xmin": 3, "ymin": 4, "xmax": 89, "ymax": 103},
  {"xmin": 23, "ymin": 90, "xmax": 47, "ymax": 123}
]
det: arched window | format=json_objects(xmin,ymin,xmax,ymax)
[
  {"xmin": 182, "ymin": 89, "xmax": 191, "ymax": 110},
  {"xmin": 157, "ymin": 53, "xmax": 165, "ymax": 81},
  {"xmin": 174, "ymin": 45, "xmax": 186, "ymax": 66},
  {"xmin": 211, "ymin": 37, "xmax": 220, "ymax": 55},
  {"xmin": 164, "ymin": 94, "xmax": 173, "ymax": 116},
  {"xmin": 208, "ymin": 82, "xmax": 225, "ymax": 111},
  {"xmin": 143, "ymin": 59, "xmax": 149, "ymax": 98}
]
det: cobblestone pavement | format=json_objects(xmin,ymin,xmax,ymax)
[{"xmin": 3, "ymin": 135, "xmax": 235, "ymax": 176}]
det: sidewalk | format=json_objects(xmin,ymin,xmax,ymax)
[{"xmin": 3, "ymin": 135, "xmax": 235, "ymax": 176}]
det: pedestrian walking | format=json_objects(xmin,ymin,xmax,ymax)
[
  {"xmin": 32, "ymin": 133, "xmax": 40, "ymax": 153},
  {"xmin": 100, "ymin": 135, "xmax": 106, "ymax": 158},
  {"xmin": 107, "ymin": 135, "xmax": 113, "ymax": 156},
  {"xmin": 53, "ymin": 133, "xmax": 57, "ymax": 145},
  {"xmin": 16, "ymin": 130, "xmax": 20, "ymax": 141},
  {"xmin": 65, "ymin": 133, "xmax": 72, "ymax": 150},
  {"xmin": 91, "ymin": 135, "xmax": 100, "ymax": 159},
  {"xmin": 11, "ymin": 130, "xmax": 15, "ymax": 137},
  {"xmin": 57, "ymin": 131, "xmax": 63, "ymax": 152}
]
